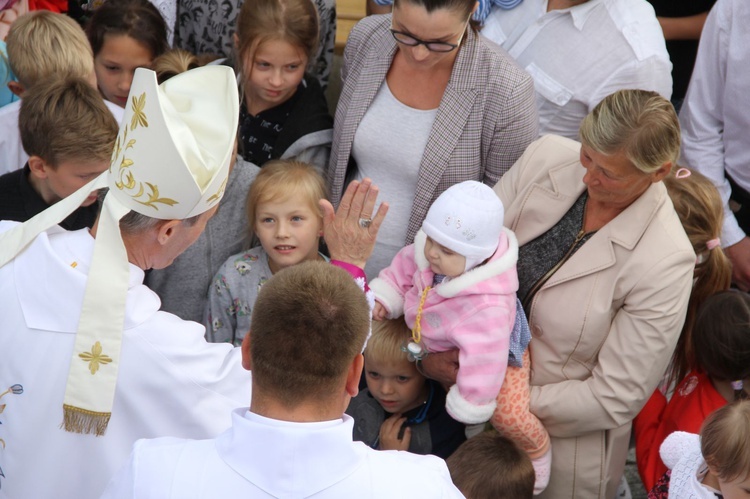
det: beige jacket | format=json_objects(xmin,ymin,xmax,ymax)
[{"xmin": 494, "ymin": 135, "xmax": 694, "ymax": 498}]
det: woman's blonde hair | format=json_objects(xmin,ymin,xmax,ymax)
[
  {"xmin": 664, "ymin": 168, "xmax": 732, "ymax": 387},
  {"xmin": 246, "ymin": 160, "xmax": 327, "ymax": 237},
  {"xmin": 364, "ymin": 318, "xmax": 413, "ymax": 365},
  {"xmin": 235, "ymin": 0, "xmax": 318, "ymax": 84},
  {"xmin": 579, "ymin": 89, "xmax": 681, "ymax": 174},
  {"xmin": 701, "ymin": 400, "xmax": 750, "ymax": 482}
]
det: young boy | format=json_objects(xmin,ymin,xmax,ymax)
[
  {"xmin": 0, "ymin": 10, "xmax": 123, "ymax": 177},
  {"xmin": 0, "ymin": 76, "xmax": 118, "ymax": 230},
  {"xmin": 447, "ymin": 432, "xmax": 535, "ymax": 499},
  {"xmin": 345, "ymin": 318, "xmax": 466, "ymax": 459}
]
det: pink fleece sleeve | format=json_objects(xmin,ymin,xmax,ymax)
[
  {"xmin": 369, "ymin": 243, "xmax": 419, "ymax": 318},
  {"xmin": 445, "ymin": 298, "xmax": 514, "ymax": 424}
]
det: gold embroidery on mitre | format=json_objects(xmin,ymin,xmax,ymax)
[
  {"xmin": 79, "ymin": 341, "xmax": 113, "ymax": 375},
  {"xmin": 130, "ymin": 92, "xmax": 148, "ymax": 130},
  {"xmin": 111, "ymin": 93, "xmax": 179, "ymax": 210},
  {"xmin": 206, "ymin": 176, "xmax": 228, "ymax": 204}
]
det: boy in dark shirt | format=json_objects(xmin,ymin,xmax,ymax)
[
  {"xmin": 0, "ymin": 76, "xmax": 118, "ymax": 230},
  {"xmin": 346, "ymin": 318, "xmax": 466, "ymax": 459}
]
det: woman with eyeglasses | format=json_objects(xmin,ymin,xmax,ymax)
[{"xmin": 326, "ymin": 0, "xmax": 539, "ymax": 278}]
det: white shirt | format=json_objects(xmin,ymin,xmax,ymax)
[
  {"xmin": 482, "ymin": 0, "xmax": 672, "ymax": 140},
  {"xmin": 0, "ymin": 223, "xmax": 251, "ymax": 499},
  {"xmin": 679, "ymin": 0, "xmax": 750, "ymax": 247},
  {"xmin": 102, "ymin": 409, "xmax": 465, "ymax": 498},
  {"xmin": 0, "ymin": 100, "xmax": 124, "ymax": 177}
]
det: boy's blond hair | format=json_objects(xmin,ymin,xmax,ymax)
[
  {"xmin": 19, "ymin": 76, "xmax": 118, "ymax": 168},
  {"xmin": 364, "ymin": 318, "xmax": 412, "ymax": 365},
  {"xmin": 7, "ymin": 11, "xmax": 93, "ymax": 91},
  {"xmin": 701, "ymin": 400, "xmax": 750, "ymax": 482}
]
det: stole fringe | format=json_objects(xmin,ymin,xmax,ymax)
[{"xmin": 61, "ymin": 404, "xmax": 111, "ymax": 436}]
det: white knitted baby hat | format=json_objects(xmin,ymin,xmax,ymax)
[{"xmin": 421, "ymin": 181, "xmax": 504, "ymax": 272}]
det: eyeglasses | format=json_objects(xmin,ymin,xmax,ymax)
[
  {"xmin": 389, "ymin": 29, "xmax": 463, "ymax": 52},
  {"xmin": 389, "ymin": 16, "xmax": 470, "ymax": 53}
]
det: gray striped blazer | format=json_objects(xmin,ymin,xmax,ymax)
[{"xmin": 327, "ymin": 14, "xmax": 538, "ymax": 244}]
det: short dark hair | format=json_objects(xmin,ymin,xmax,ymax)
[
  {"xmin": 447, "ymin": 432, "xmax": 535, "ymax": 499},
  {"xmin": 693, "ymin": 291, "xmax": 750, "ymax": 393},
  {"xmin": 86, "ymin": 0, "xmax": 168, "ymax": 60},
  {"xmin": 250, "ymin": 261, "xmax": 370, "ymax": 407},
  {"xmin": 19, "ymin": 76, "xmax": 118, "ymax": 166}
]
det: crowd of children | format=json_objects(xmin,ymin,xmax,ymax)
[{"xmin": 0, "ymin": 1, "xmax": 749, "ymax": 498}]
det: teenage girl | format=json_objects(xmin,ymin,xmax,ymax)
[
  {"xmin": 634, "ymin": 167, "xmax": 733, "ymax": 491},
  {"xmin": 86, "ymin": 0, "xmax": 169, "ymax": 108},
  {"xmin": 204, "ymin": 160, "xmax": 329, "ymax": 345},
  {"xmin": 232, "ymin": 0, "xmax": 332, "ymax": 170}
]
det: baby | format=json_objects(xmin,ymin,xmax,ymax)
[{"xmin": 372, "ymin": 181, "xmax": 517, "ymax": 424}]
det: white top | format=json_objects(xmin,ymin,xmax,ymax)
[
  {"xmin": 0, "ymin": 222, "xmax": 251, "ymax": 499},
  {"xmin": 482, "ymin": 0, "xmax": 671, "ymax": 140},
  {"xmin": 352, "ymin": 81, "xmax": 438, "ymax": 279},
  {"xmin": 679, "ymin": 0, "xmax": 750, "ymax": 247},
  {"xmin": 660, "ymin": 431, "xmax": 723, "ymax": 499},
  {"xmin": 102, "ymin": 409, "xmax": 465, "ymax": 498},
  {"xmin": 0, "ymin": 99, "xmax": 124, "ymax": 177}
]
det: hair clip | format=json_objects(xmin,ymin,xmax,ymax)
[
  {"xmin": 706, "ymin": 238, "xmax": 721, "ymax": 250},
  {"xmin": 675, "ymin": 167, "xmax": 692, "ymax": 179},
  {"xmin": 731, "ymin": 380, "xmax": 744, "ymax": 391}
]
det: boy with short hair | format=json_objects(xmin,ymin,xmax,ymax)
[
  {"xmin": 0, "ymin": 76, "xmax": 118, "ymax": 230},
  {"xmin": 345, "ymin": 318, "xmax": 466, "ymax": 458},
  {"xmin": 447, "ymin": 431, "xmax": 535, "ymax": 499},
  {"xmin": 0, "ymin": 10, "xmax": 123, "ymax": 176}
]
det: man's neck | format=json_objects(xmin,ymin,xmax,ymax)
[{"xmin": 250, "ymin": 391, "xmax": 346, "ymax": 423}]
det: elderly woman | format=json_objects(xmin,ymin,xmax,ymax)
[
  {"xmin": 424, "ymin": 90, "xmax": 695, "ymax": 498},
  {"xmin": 327, "ymin": 0, "xmax": 538, "ymax": 278}
]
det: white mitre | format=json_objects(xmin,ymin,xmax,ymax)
[{"xmin": 0, "ymin": 66, "xmax": 239, "ymax": 435}]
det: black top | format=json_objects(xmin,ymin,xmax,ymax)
[
  {"xmin": 0, "ymin": 164, "xmax": 99, "ymax": 230},
  {"xmin": 646, "ymin": 0, "xmax": 717, "ymax": 100}
]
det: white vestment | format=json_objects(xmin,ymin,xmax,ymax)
[
  {"xmin": 482, "ymin": 0, "xmax": 672, "ymax": 140},
  {"xmin": 0, "ymin": 222, "xmax": 251, "ymax": 499},
  {"xmin": 103, "ymin": 409, "xmax": 466, "ymax": 498}
]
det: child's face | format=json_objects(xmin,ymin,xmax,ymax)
[
  {"xmin": 718, "ymin": 472, "xmax": 750, "ymax": 499},
  {"xmin": 254, "ymin": 196, "xmax": 322, "ymax": 273},
  {"xmin": 365, "ymin": 355, "xmax": 427, "ymax": 415},
  {"xmin": 30, "ymin": 157, "xmax": 108, "ymax": 207},
  {"xmin": 94, "ymin": 34, "xmax": 154, "ymax": 108},
  {"xmin": 424, "ymin": 236, "xmax": 466, "ymax": 277},
  {"xmin": 243, "ymin": 39, "xmax": 307, "ymax": 115}
]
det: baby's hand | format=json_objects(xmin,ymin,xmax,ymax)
[
  {"xmin": 372, "ymin": 301, "xmax": 388, "ymax": 321},
  {"xmin": 378, "ymin": 413, "xmax": 411, "ymax": 451}
]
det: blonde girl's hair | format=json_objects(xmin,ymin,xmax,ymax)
[
  {"xmin": 153, "ymin": 49, "xmax": 201, "ymax": 84},
  {"xmin": 234, "ymin": 0, "xmax": 319, "ymax": 83},
  {"xmin": 701, "ymin": 400, "xmax": 750, "ymax": 482},
  {"xmin": 245, "ymin": 160, "xmax": 327, "ymax": 237},
  {"xmin": 579, "ymin": 89, "xmax": 681, "ymax": 175},
  {"xmin": 663, "ymin": 167, "xmax": 732, "ymax": 388},
  {"xmin": 364, "ymin": 318, "xmax": 413, "ymax": 366}
]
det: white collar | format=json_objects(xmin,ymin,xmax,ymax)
[
  {"xmin": 544, "ymin": 0, "xmax": 602, "ymax": 31},
  {"xmin": 216, "ymin": 409, "xmax": 365, "ymax": 499}
]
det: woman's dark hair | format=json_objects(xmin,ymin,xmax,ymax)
[
  {"xmin": 86, "ymin": 0, "xmax": 169, "ymax": 59},
  {"xmin": 393, "ymin": 0, "xmax": 477, "ymax": 29},
  {"xmin": 693, "ymin": 290, "xmax": 750, "ymax": 401}
]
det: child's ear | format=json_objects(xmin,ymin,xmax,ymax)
[
  {"xmin": 27, "ymin": 156, "xmax": 51, "ymax": 179},
  {"xmin": 7, "ymin": 80, "xmax": 24, "ymax": 97}
]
